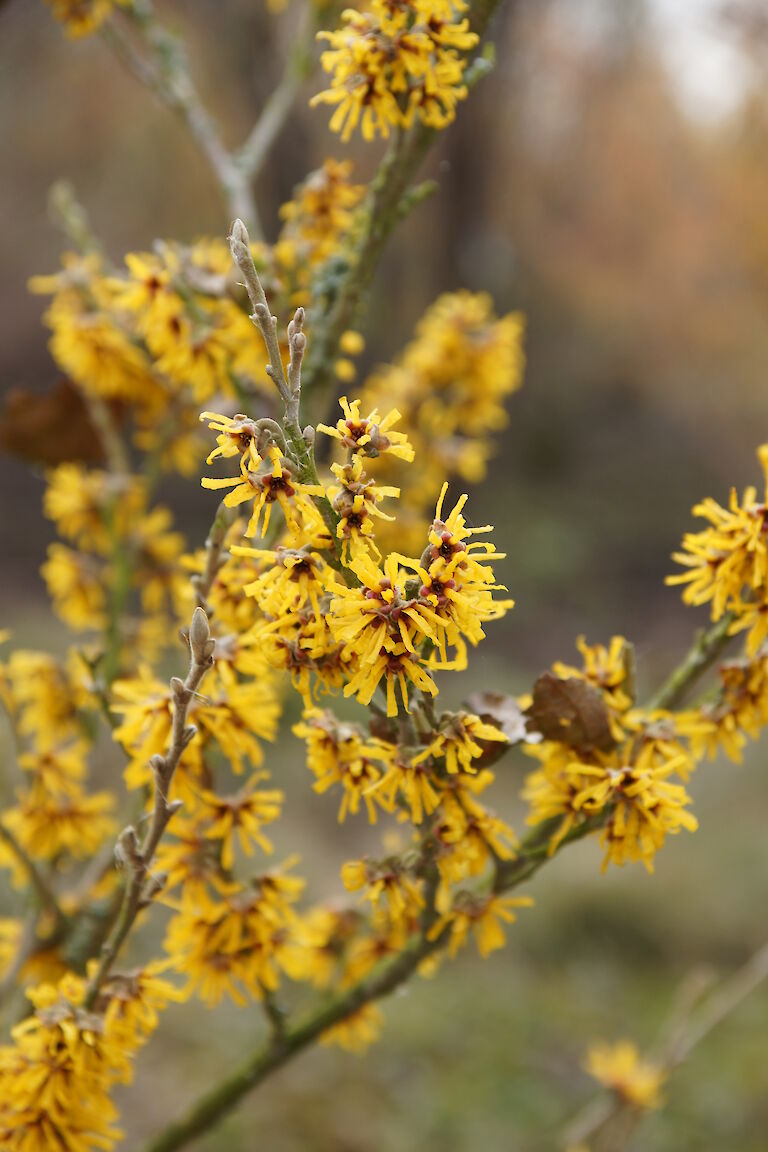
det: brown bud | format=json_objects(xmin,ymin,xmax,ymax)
[
  {"xmin": 189, "ymin": 607, "xmax": 211, "ymax": 664},
  {"xmin": 115, "ymin": 825, "xmax": 141, "ymax": 868},
  {"xmin": 170, "ymin": 676, "xmax": 186, "ymax": 701},
  {"xmin": 149, "ymin": 753, "xmax": 167, "ymax": 777}
]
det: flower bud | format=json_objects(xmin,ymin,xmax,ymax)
[{"xmin": 189, "ymin": 606, "xmax": 211, "ymax": 664}]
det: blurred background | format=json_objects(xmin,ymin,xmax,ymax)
[{"xmin": 2, "ymin": 0, "xmax": 768, "ymax": 1148}]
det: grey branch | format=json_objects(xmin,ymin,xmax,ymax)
[
  {"xmin": 103, "ymin": 0, "xmax": 318, "ymax": 237},
  {"xmin": 83, "ymin": 608, "xmax": 215, "ymax": 1009},
  {"xmin": 104, "ymin": 0, "xmax": 261, "ymax": 235},
  {"xmin": 229, "ymin": 219, "xmax": 302, "ymax": 435}
]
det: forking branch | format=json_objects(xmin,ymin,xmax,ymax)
[{"xmin": 102, "ymin": 0, "xmax": 318, "ymax": 237}]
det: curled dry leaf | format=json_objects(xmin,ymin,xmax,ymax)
[
  {"xmin": 0, "ymin": 378, "xmax": 107, "ymax": 466},
  {"xmin": 525, "ymin": 672, "xmax": 616, "ymax": 752}
]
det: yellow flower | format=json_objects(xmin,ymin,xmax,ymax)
[
  {"xmin": 94, "ymin": 962, "xmax": 185, "ymax": 1049},
  {"xmin": 232, "ymin": 542, "xmax": 332, "ymax": 619},
  {"xmin": 293, "ymin": 710, "xmax": 392, "ymax": 823},
  {"xmin": 334, "ymin": 357, "xmax": 357, "ymax": 383},
  {"xmin": 197, "ymin": 774, "xmax": 284, "ymax": 869},
  {"xmin": 342, "ymin": 856, "xmax": 424, "ymax": 921},
  {"xmin": 339, "ymin": 330, "xmax": 365, "ymax": 356},
  {"xmin": 359, "ymin": 291, "xmax": 524, "ymax": 552},
  {"xmin": 694, "ymin": 654, "xmax": 768, "ymax": 762},
  {"xmin": 154, "ymin": 813, "xmax": 218, "ymax": 894},
  {"xmin": 371, "ymin": 754, "xmax": 443, "ymax": 825},
  {"xmin": 320, "ymin": 1003, "xmax": 384, "ymax": 1053},
  {"xmin": 142, "ymin": 294, "xmax": 233, "ymax": 403},
  {"xmin": 3, "ymin": 783, "xmax": 116, "ymax": 863},
  {"xmin": 276, "ymin": 160, "xmax": 365, "ymax": 296},
  {"xmin": 0, "ymin": 920, "xmax": 23, "ymax": 982},
  {"xmin": 200, "ymin": 411, "xmax": 262, "ymax": 464},
  {"xmin": 31, "ymin": 255, "xmax": 155, "ymax": 401},
  {"xmin": 667, "ymin": 443, "xmax": 768, "ymax": 654},
  {"xmin": 4, "ymin": 649, "xmax": 81, "ymax": 751},
  {"xmin": 412, "ymin": 710, "xmax": 508, "ymax": 774},
  {"xmin": 342, "ymin": 639, "xmax": 439, "ymax": 716},
  {"xmin": 524, "ymin": 742, "xmax": 698, "ymax": 872},
  {"xmin": 43, "ymin": 463, "xmax": 132, "ymax": 553},
  {"xmin": 311, "ymin": 0, "xmax": 478, "ymax": 141},
  {"xmin": 319, "ymin": 453, "xmax": 401, "ymax": 562},
  {"xmin": 17, "ymin": 741, "xmax": 89, "ymax": 796},
  {"xmin": 202, "ymin": 445, "xmax": 316, "ymax": 539},
  {"xmin": 178, "ymin": 521, "xmax": 263, "ymax": 634},
  {"xmin": 620, "ymin": 709, "xmax": 701, "ymax": 782},
  {"xmin": 163, "ymin": 863, "xmax": 306, "ymax": 1006},
  {"xmin": 0, "ymin": 970, "xmax": 142, "ymax": 1152},
  {"xmin": 342, "ymin": 916, "xmax": 408, "ymax": 986},
  {"xmin": 435, "ymin": 793, "xmax": 517, "ymax": 882},
  {"xmin": 107, "ymin": 249, "xmax": 173, "ymax": 313},
  {"xmin": 397, "ymin": 485, "xmax": 515, "ymax": 665},
  {"xmin": 317, "ymin": 396, "xmax": 415, "ymax": 462},
  {"xmin": 41, "ymin": 543, "xmax": 107, "ymax": 632},
  {"xmin": 193, "ymin": 663, "xmax": 280, "ymax": 774},
  {"xmin": 112, "ymin": 666, "xmax": 200, "ymax": 792},
  {"xmin": 239, "ymin": 615, "xmax": 349, "ymax": 709},
  {"xmin": 585, "ymin": 1041, "xmax": 665, "ymax": 1109},
  {"xmin": 428, "ymin": 891, "xmax": 533, "ymax": 957},
  {"xmin": 328, "ymin": 551, "xmax": 441, "ymax": 670}
]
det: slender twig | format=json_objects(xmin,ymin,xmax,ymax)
[
  {"xmin": 134, "ymin": 569, "xmax": 734, "ymax": 1149},
  {"xmin": 48, "ymin": 180, "xmax": 105, "ymax": 259},
  {"xmin": 104, "ymin": 0, "xmax": 317, "ymax": 236},
  {"xmin": 144, "ymin": 927, "xmax": 448, "ymax": 1152},
  {"xmin": 645, "ymin": 614, "xmax": 735, "ymax": 711},
  {"xmin": 141, "ymin": 812, "xmax": 601, "ymax": 1152},
  {"xmin": 259, "ymin": 984, "xmax": 287, "ymax": 1044},
  {"xmin": 0, "ymin": 917, "xmax": 37, "ymax": 1008},
  {"xmin": 49, "ymin": 496, "xmax": 238, "ymax": 985},
  {"xmin": 234, "ymin": 3, "xmax": 317, "ymax": 179},
  {"xmin": 301, "ymin": 13, "xmax": 501, "ymax": 414},
  {"xmin": 666, "ymin": 940, "xmax": 768, "ymax": 1065},
  {"xmin": 0, "ymin": 823, "xmax": 67, "ymax": 932},
  {"xmin": 228, "ymin": 220, "xmax": 352, "ymax": 572},
  {"xmin": 563, "ymin": 940, "xmax": 768, "ymax": 1150},
  {"xmin": 229, "ymin": 220, "xmax": 297, "ymax": 430},
  {"xmin": 83, "ymin": 608, "xmax": 215, "ymax": 1010},
  {"xmin": 82, "ymin": 393, "xmax": 131, "ymax": 477},
  {"xmin": 105, "ymin": 0, "xmax": 262, "ymax": 234},
  {"xmin": 190, "ymin": 499, "xmax": 238, "ymax": 616}
]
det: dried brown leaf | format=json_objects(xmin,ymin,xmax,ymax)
[
  {"xmin": 526, "ymin": 672, "xmax": 616, "ymax": 752},
  {"xmin": 0, "ymin": 379, "xmax": 106, "ymax": 466}
]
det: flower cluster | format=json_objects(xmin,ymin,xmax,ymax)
[
  {"xmin": 41, "ymin": 462, "xmax": 187, "ymax": 648},
  {"xmin": 0, "ymin": 646, "xmax": 115, "ymax": 896},
  {"xmin": 28, "ymin": 169, "xmax": 364, "ymax": 482},
  {"xmin": 693, "ymin": 651, "xmax": 768, "ymax": 762},
  {"xmin": 0, "ymin": 968, "xmax": 181, "ymax": 1149},
  {"xmin": 522, "ymin": 636, "xmax": 703, "ymax": 871},
  {"xmin": 668, "ymin": 443, "xmax": 768, "ymax": 655},
  {"xmin": 275, "ymin": 159, "xmax": 366, "ymax": 301},
  {"xmin": 358, "ymin": 292, "xmax": 525, "ymax": 551},
  {"xmin": 12, "ymin": 149, "xmax": 765, "ymax": 1147},
  {"xmin": 311, "ymin": 0, "xmax": 479, "ymax": 140}
]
